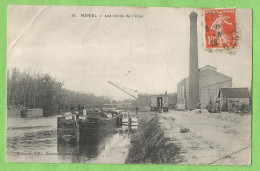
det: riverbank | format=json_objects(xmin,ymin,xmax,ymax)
[
  {"xmin": 159, "ymin": 110, "xmax": 251, "ymax": 165},
  {"xmin": 126, "ymin": 112, "xmax": 181, "ymax": 164}
]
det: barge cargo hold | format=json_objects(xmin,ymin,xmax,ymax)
[{"xmin": 57, "ymin": 114, "xmax": 120, "ymax": 143}]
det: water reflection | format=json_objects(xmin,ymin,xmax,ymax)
[
  {"xmin": 57, "ymin": 126, "xmax": 135, "ymax": 163},
  {"xmin": 7, "ymin": 117, "xmax": 137, "ymax": 163}
]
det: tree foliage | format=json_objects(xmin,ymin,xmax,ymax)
[{"xmin": 7, "ymin": 68, "xmax": 112, "ymax": 116}]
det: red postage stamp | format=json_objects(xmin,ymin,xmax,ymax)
[{"xmin": 204, "ymin": 8, "xmax": 238, "ymax": 49}]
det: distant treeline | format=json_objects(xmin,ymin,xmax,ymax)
[{"xmin": 7, "ymin": 68, "xmax": 112, "ymax": 116}]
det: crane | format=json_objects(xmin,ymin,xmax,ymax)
[
  {"xmin": 108, "ymin": 81, "xmax": 141, "ymax": 99},
  {"xmin": 108, "ymin": 81, "xmax": 154, "ymax": 109}
]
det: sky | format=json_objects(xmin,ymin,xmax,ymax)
[{"xmin": 7, "ymin": 6, "xmax": 252, "ymax": 100}]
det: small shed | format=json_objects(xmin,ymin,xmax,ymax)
[
  {"xmin": 218, "ymin": 88, "xmax": 251, "ymax": 112},
  {"xmin": 150, "ymin": 94, "xmax": 169, "ymax": 112}
]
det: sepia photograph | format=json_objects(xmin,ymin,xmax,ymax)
[{"xmin": 7, "ymin": 6, "xmax": 252, "ymax": 165}]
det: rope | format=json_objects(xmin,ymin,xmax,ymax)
[
  {"xmin": 112, "ymin": 136, "xmax": 127, "ymax": 147},
  {"xmin": 208, "ymin": 145, "xmax": 251, "ymax": 165},
  {"xmin": 168, "ymin": 123, "xmax": 250, "ymax": 127},
  {"xmin": 90, "ymin": 111, "xmax": 127, "ymax": 138}
]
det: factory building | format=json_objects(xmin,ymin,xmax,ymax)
[
  {"xmin": 176, "ymin": 65, "xmax": 232, "ymax": 110},
  {"xmin": 217, "ymin": 88, "xmax": 251, "ymax": 112},
  {"xmin": 188, "ymin": 11, "xmax": 200, "ymax": 110},
  {"xmin": 176, "ymin": 12, "xmax": 232, "ymax": 110}
]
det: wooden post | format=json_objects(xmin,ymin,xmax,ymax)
[
  {"xmin": 129, "ymin": 117, "xmax": 132, "ymax": 126},
  {"xmin": 76, "ymin": 119, "xmax": 79, "ymax": 142},
  {"xmin": 128, "ymin": 112, "xmax": 132, "ymax": 127},
  {"xmin": 127, "ymin": 109, "xmax": 131, "ymax": 138},
  {"xmin": 127, "ymin": 111, "xmax": 129, "ymax": 125},
  {"xmin": 118, "ymin": 113, "xmax": 121, "ymax": 125}
]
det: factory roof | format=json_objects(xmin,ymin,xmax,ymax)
[
  {"xmin": 177, "ymin": 65, "xmax": 232, "ymax": 86},
  {"xmin": 199, "ymin": 65, "xmax": 217, "ymax": 72},
  {"xmin": 219, "ymin": 88, "xmax": 251, "ymax": 98}
]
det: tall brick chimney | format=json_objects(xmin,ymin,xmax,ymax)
[{"xmin": 188, "ymin": 12, "xmax": 200, "ymax": 110}]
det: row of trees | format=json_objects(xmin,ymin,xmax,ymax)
[{"xmin": 7, "ymin": 68, "xmax": 112, "ymax": 116}]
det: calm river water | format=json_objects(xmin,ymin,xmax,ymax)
[{"xmin": 7, "ymin": 116, "xmax": 136, "ymax": 163}]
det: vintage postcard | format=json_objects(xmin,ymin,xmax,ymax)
[{"xmin": 7, "ymin": 6, "xmax": 252, "ymax": 165}]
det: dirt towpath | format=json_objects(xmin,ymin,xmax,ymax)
[{"xmin": 159, "ymin": 110, "xmax": 251, "ymax": 165}]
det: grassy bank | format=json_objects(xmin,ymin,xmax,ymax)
[{"xmin": 125, "ymin": 113, "xmax": 180, "ymax": 164}]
